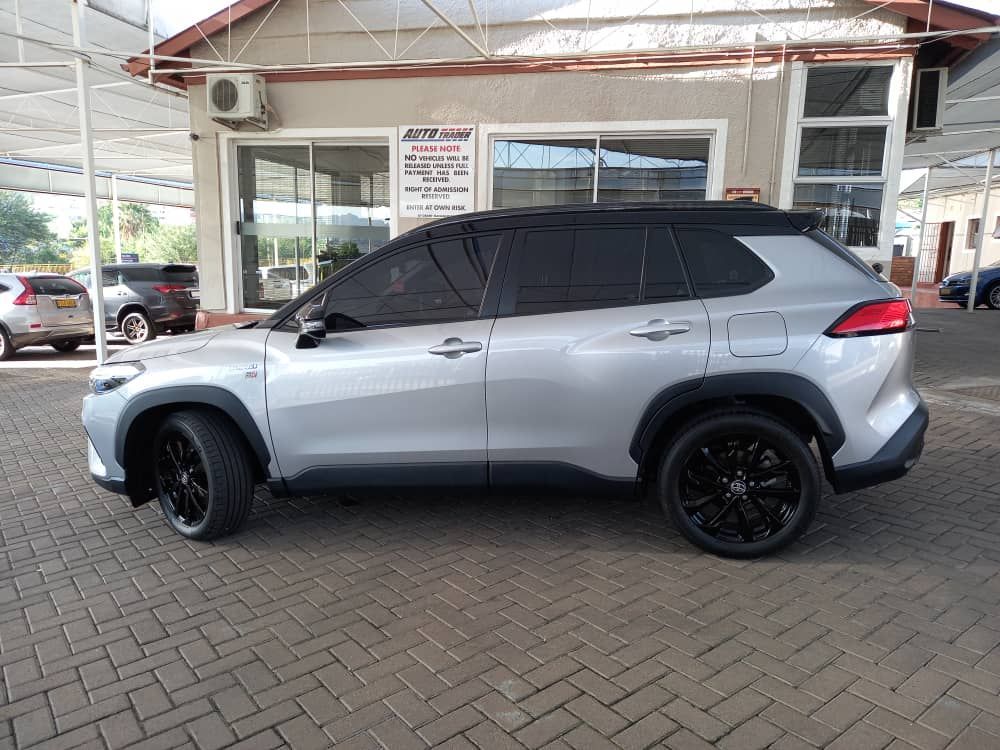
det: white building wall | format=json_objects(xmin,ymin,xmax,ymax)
[{"xmin": 925, "ymin": 187, "xmax": 1000, "ymax": 275}]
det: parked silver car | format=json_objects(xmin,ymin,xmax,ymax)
[
  {"xmin": 82, "ymin": 202, "xmax": 927, "ymax": 557},
  {"xmin": 0, "ymin": 273, "xmax": 93, "ymax": 360},
  {"xmin": 68, "ymin": 263, "xmax": 199, "ymax": 344}
]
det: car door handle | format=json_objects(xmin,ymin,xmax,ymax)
[
  {"xmin": 629, "ymin": 319, "xmax": 691, "ymax": 340},
  {"xmin": 428, "ymin": 338, "xmax": 483, "ymax": 358}
]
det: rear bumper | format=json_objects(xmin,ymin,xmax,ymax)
[
  {"xmin": 12, "ymin": 324, "xmax": 94, "ymax": 347},
  {"xmin": 831, "ymin": 400, "xmax": 928, "ymax": 493}
]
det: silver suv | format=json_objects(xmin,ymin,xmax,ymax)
[
  {"xmin": 0, "ymin": 273, "xmax": 93, "ymax": 360},
  {"xmin": 82, "ymin": 203, "xmax": 927, "ymax": 557}
]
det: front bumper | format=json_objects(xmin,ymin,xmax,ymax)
[
  {"xmin": 938, "ymin": 285, "xmax": 970, "ymax": 303},
  {"xmin": 83, "ymin": 392, "xmax": 128, "ymax": 494},
  {"xmin": 831, "ymin": 400, "xmax": 929, "ymax": 493}
]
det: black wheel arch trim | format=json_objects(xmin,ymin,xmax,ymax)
[
  {"xmin": 630, "ymin": 372, "xmax": 846, "ymax": 468},
  {"xmin": 114, "ymin": 385, "xmax": 272, "ymax": 475}
]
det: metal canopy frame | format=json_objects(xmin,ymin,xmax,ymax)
[{"xmin": 1, "ymin": 0, "xmax": 198, "ymax": 363}]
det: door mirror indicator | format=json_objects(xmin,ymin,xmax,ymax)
[{"xmin": 295, "ymin": 304, "xmax": 326, "ymax": 349}]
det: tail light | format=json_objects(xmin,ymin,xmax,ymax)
[
  {"xmin": 152, "ymin": 284, "xmax": 188, "ymax": 294},
  {"xmin": 12, "ymin": 276, "xmax": 36, "ymax": 305},
  {"xmin": 826, "ymin": 299, "xmax": 914, "ymax": 338}
]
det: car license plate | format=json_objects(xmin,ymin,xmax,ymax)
[
  {"xmin": 940, "ymin": 288, "xmax": 952, "ymax": 296},
  {"xmin": 55, "ymin": 298, "xmax": 77, "ymax": 308}
]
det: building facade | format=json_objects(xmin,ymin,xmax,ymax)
[{"xmin": 126, "ymin": 0, "xmax": 994, "ymax": 320}]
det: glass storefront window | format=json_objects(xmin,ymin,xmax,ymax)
[
  {"xmin": 492, "ymin": 139, "xmax": 596, "ymax": 207},
  {"xmin": 492, "ymin": 135, "xmax": 710, "ymax": 208},
  {"xmin": 597, "ymin": 138, "xmax": 708, "ymax": 202},
  {"xmin": 237, "ymin": 143, "xmax": 390, "ymax": 310},
  {"xmin": 792, "ymin": 183, "xmax": 883, "ymax": 247}
]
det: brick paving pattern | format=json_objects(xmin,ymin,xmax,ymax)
[{"xmin": 1, "ymin": 308, "xmax": 999, "ymax": 749}]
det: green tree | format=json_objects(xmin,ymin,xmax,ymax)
[
  {"xmin": 70, "ymin": 202, "xmax": 161, "ymax": 261},
  {"xmin": 139, "ymin": 224, "xmax": 198, "ymax": 264},
  {"xmin": 0, "ymin": 190, "xmax": 57, "ymax": 265}
]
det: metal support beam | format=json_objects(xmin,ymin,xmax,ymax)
[
  {"xmin": 419, "ymin": 0, "xmax": 491, "ymax": 58},
  {"xmin": 71, "ymin": 0, "xmax": 108, "ymax": 364},
  {"xmin": 111, "ymin": 174, "xmax": 122, "ymax": 264},
  {"xmin": 14, "ymin": 0, "xmax": 25, "ymax": 62},
  {"xmin": 967, "ymin": 148, "xmax": 996, "ymax": 313},
  {"xmin": 910, "ymin": 168, "xmax": 931, "ymax": 301}
]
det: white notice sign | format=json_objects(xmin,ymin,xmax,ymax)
[{"xmin": 399, "ymin": 125, "xmax": 475, "ymax": 218}]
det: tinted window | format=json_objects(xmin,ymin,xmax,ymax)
[
  {"xmin": 163, "ymin": 266, "xmax": 198, "ymax": 284},
  {"xmin": 322, "ymin": 234, "xmax": 500, "ymax": 329},
  {"xmin": 643, "ymin": 229, "xmax": 690, "ymax": 301},
  {"xmin": 119, "ymin": 268, "xmax": 166, "ymax": 282},
  {"xmin": 675, "ymin": 228, "xmax": 773, "ymax": 297},
  {"xmin": 514, "ymin": 227, "xmax": 644, "ymax": 314},
  {"xmin": 28, "ymin": 277, "xmax": 86, "ymax": 295},
  {"xmin": 101, "ymin": 270, "xmax": 118, "ymax": 286}
]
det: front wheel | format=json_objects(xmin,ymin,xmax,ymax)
[
  {"xmin": 986, "ymin": 284, "xmax": 1000, "ymax": 310},
  {"xmin": 657, "ymin": 411, "xmax": 820, "ymax": 558},
  {"xmin": 121, "ymin": 311, "xmax": 156, "ymax": 344},
  {"xmin": 51, "ymin": 339, "xmax": 81, "ymax": 353},
  {"xmin": 153, "ymin": 410, "xmax": 254, "ymax": 540}
]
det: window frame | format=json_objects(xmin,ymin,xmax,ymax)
[
  {"xmin": 276, "ymin": 229, "xmax": 512, "ymax": 333},
  {"xmin": 480, "ymin": 120, "xmax": 728, "ymax": 210},
  {"xmin": 779, "ymin": 59, "xmax": 908, "ymax": 256}
]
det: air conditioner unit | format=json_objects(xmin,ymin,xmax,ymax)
[
  {"xmin": 912, "ymin": 68, "xmax": 947, "ymax": 131},
  {"xmin": 206, "ymin": 74, "xmax": 267, "ymax": 129}
]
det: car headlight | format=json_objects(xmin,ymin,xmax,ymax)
[{"xmin": 89, "ymin": 362, "xmax": 145, "ymax": 394}]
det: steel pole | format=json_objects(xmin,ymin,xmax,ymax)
[
  {"xmin": 111, "ymin": 174, "xmax": 122, "ymax": 263},
  {"xmin": 967, "ymin": 148, "xmax": 996, "ymax": 313},
  {"xmin": 909, "ymin": 168, "xmax": 931, "ymax": 301},
  {"xmin": 72, "ymin": 0, "xmax": 108, "ymax": 363}
]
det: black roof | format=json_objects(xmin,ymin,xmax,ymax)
[{"xmin": 397, "ymin": 201, "xmax": 799, "ymax": 241}]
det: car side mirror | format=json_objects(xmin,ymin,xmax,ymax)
[
  {"xmin": 872, "ymin": 262, "xmax": 884, "ymax": 275},
  {"xmin": 295, "ymin": 304, "xmax": 326, "ymax": 349}
]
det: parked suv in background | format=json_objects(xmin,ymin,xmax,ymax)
[
  {"xmin": 82, "ymin": 202, "xmax": 927, "ymax": 557},
  {"xmin": 0, "ymin": 273, "xmax": 93, "ymax": 360},
  {"xmin": 69, "ymin": 263, "xmax": 199, "ymax": 344}
]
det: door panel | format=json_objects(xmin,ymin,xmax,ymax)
[
  {"xmin": 265, "ymin": 320, "xmax": 493, "ymax": 481},
  {"xmin": 486, "ymin": 300, "xmax": 710, "ymax": 480}
]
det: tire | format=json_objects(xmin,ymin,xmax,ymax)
[
  {"xmin": 986, "ymin": 283, "xmax": 1000, "ymax": 310},
  {"xmin": 170, "ymin": 325, "xmax": 195, "ymax": 335},
  {"xmin": 121, "ymin": 311, "xmax": 156, "ymax": 344},
  {"xmin": 657, "ymin": 410, "xmax": 821, "ymax": 558},
  {"xmin": 0, "ymin": 327, "xmax": 13, "ymax": 361},
  {"xmin": 51, "ymin": 339, "xmax": 81, "ymax": 353},
  {"xmin": 153, "ymin": 410, "xmax": 254, "ymax": 540}
]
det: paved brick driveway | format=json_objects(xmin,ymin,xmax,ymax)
[{"xmin": 2, "ymin": 309, "xmax": 999, "ymax": 750}]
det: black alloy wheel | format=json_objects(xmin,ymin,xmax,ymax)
[
  {"xmin": 152, "ymin": 410, "xmax": 254, "ymax": 540},
  {"xmin": 156, "ymin": 428, "xmax": 210, "ymax": 529},
  {"xmin": 658, "ymin": 411, "xmax": 820, "ymax": 558},
  {"xmin": 678, "ymin": 435, "xmax": 800, "ymax": 543}
]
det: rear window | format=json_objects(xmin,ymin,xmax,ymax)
[
  {"xmin": 27, "ymin": 277, "xmax": 86, "ymax": 296},
  {"xmin": 675, "ymin": 228, "xmax": 774, "ymax": 297},
  {"xmin": 119, "ymin": 266, "xmax": 197, "ymax": 284}
]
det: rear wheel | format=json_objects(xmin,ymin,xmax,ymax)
[
  {"xmin": 0, "ymin": 328, "xmax": 13, "ymax": 361},
  {"xmin": 657, "ymin": 410, "xmax": 820, "ymax": 558},
  {"xmin": 986, "ymin": 283, "xmax": 1000, "ymax": 310},
  {"xmin": 153, "ymin": 410, "xmax": 254, "ymax": 540},
  {"xmin": 51, "ymin": 339, "xmax": 81, "ymax": 353},
  {"xmin": 121, "ymin": 311, "xmax": 156, "ymax": 344}
]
